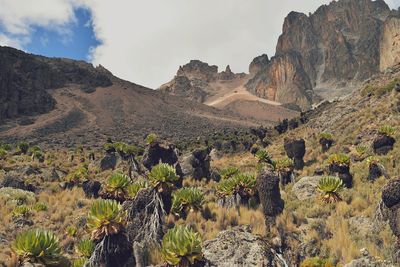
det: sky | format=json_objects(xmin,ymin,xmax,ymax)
[{"xmin": 0, "ymin": 0, "xmax": 399, "ymax": 89}]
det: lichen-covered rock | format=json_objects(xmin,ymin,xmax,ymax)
[
  {"xmin": 203, "ymin": 226, "xmax": 275, "ymax": 267},
  {"xmin": 292, "ymin": 176, "xmax": 322, "ymax": 200},
  {"xmin": 344, "ymin": 248, "xmax": 395, "ymax": 267},
  {"xmin": 0, "ymin": 173, "xmax": 35, "ymax": 192}
]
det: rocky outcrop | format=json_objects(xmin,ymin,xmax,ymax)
[
  {"xmin": 159, "ymin": 60, "xmax": 245, "ymax": 103},
  {"xmin": 247, "ymin": 0, "xmax": 397, "ymax": 107},
  {"xmin": 249, "ymin": 54, "xmax": 270, "ymax": 75},
  {"xmin": 292, "ymin": 176, "xmax": 322, "ymax": 200},
  {"xmin": 246, "ymin": 52, "xmax": 313, "ymax": 110},
  {"xmin": 380, "ymin": 16, "xmax": 400, "ymax": 71},
  {"xmin": 159, "ymin": 75, "xmax": 207, "ymax": 103},
  {"xmin": 0, "ymin": 46, "xmax": 112, "ymax": 123},
  {"xmin": 203, "ymin": 226, "xmax": 280, "ymax": 266}
]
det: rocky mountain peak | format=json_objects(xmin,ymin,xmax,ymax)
[
  {"xmin": 246, "ymin": 0, "xmax": 399, "ymax": 108},
  {"xmin": 177, "ymin": 60, "xmax": 218, "ymax": 82}
]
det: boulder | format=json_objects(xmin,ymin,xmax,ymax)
[
  {"xmin": 344, "ymin": 248, "xmax": 395, "ymax": 267},
  {"xmin": 372, "ymin": 135, "xmax": 396, "ymax": 155},
  {"xmin": 0, "ymin": 174, "xmax": 35, "ymax": 192},
  {"xmin": 256, "ymin": 171, "xmax": 284, "ymax": 221},
  {"xmin": 292, "ymin": 176, "xmax": 322, "ymax": 200},
  {"xmin": 99, "ymin": 152, "xmax": 118, "ymax": 171},
  {"xmin": 203, "ymin": 226, "xmax": 274, "ymax": 266}
]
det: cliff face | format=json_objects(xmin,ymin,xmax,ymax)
[
  {"xmin": 247, "ymin": 0, "xmax": 398, "ymax": 107},
  {"xmin": 246, "ymin": 52, "xmax": 313, "ymax": 110},
  {"xmin": 380, "ymin": 16, "xmax": 400, "ymax": 71},
  {"xmin": 0, "ymin": 46, "xmax": 112, "ymax": 123}
]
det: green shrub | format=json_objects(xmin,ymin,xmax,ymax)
[
  {"xmin": 146, "ymin": 133, "xmax": 158, "ymax": 145},
  {"xmin": 0, "ymin": 142, "xmax": 12, "ymax": 151},
  {"xmin": 12, "ymin": 205, "xmax": 31, "ymax": 217},
  {"xmin": 319, "ymin": 132, "xmax": 333, "ymax": 140},
  {"xmin": 113, "ymin": 142, "xmax": 139, "ymax": 156},
  {"xmin": 17, "ymin": 141, "xmax": 29, "ymax": 154},
  {"xmin": 104, "ymin": 172, "xmax": 131, "ymax": 200},
  {"xmin": 0, "ymin": 148, "xmax": 7, "ymax": 160},
  {"xmin": 220, "ymin": 167, "xmax": 240, "ymax": 179},
  {"xmin": 66, "ymin": 164, "xmax": 89, "ymax": 183},
  {"xmin": 300, "ymin": 256, "xmax": 334, "ymax": 267},
  {"xmin": 12, "ymin": 229, "xmax": 61, "ymax": 265},
  {"xmin": 378, "ymin": 125, "xmax": 396, "ymax": 137},
  {"xmin": 317, "ymin": 176, "xmax": 343, "ymax": 203},
  {"xmin": 33, "ymin": 202, "xmax": 48, "ymax": 212},
  {"xmin": 171, "ymin": 187, "xmax": 204, "ymax": 217},
  {"xmin": 216, "ymin": 173, "xmax": 257, "ymax": 198},
  {"xmin": 76, "ymin": 238, "xmax": 95, "ymax": 258},
  {"xmin": 66, "ymin": 225, "xmax": 78, "ymax": 237},
  {"xmin": 72, "ymin": 258, "xmax": 87, "ymax": 267},
  {"xmin": 366, "ymin": 156, "xmax": 380, "ymax": 167},
  {"xmin": 274, "ymin": 157, "xmax": 294, "ymax": 171},
  {"xmin": 148, "ymin": 163, "xmax": 179, "ymax": 192},
  {"xmin": 355, "ymin": 145, "xmax": 368, "ymax": 156},
  {"xmin": 327, "ymin": 153, "xmax": 350, "ymax": 166},
  {"xmin": 161, "ymin": 225, "xmax": 203, "ymax": 266},
  {"xmin": 126, "ymin": 180, "xmax": 148, "ymax": 199},
  {"xmin": 255, "ymin": 150, "xmax": 272, "ymax": 164},
  {"xmin": 87, "ymin": 199, "xmax": 125, "ymax": 240}
]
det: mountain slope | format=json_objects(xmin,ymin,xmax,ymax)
[
  {"xmin": 0, "ymin": 47, "xmax": 286, "ymax": 147},
  {"xmin": 159, "ymin": 60, "xmax": 300, "ymax": 121}
]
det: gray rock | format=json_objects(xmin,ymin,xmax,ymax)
[
  {"xmin": 291, "ymin": 176, "xmax": 322, "ymax": 200},
  {"xmin": 203, "ymin": 226, "xmax": 273, "ymax": 267},
  {"xmin": 344, "ymin": 249, "xmax": 395, "ymax": 267}
]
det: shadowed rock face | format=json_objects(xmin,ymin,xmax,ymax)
[
  {"xmin": 0, "ymin": 46, "xmax": 112, "ymax": 123},
  {"xmin": 246, "ymin": 51, "xmax": 313, "ymax": 110}
]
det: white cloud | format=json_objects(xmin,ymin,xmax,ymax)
[{"xmin": 0, "ymin": 0, "xmax": 399, "ymax": 88}]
